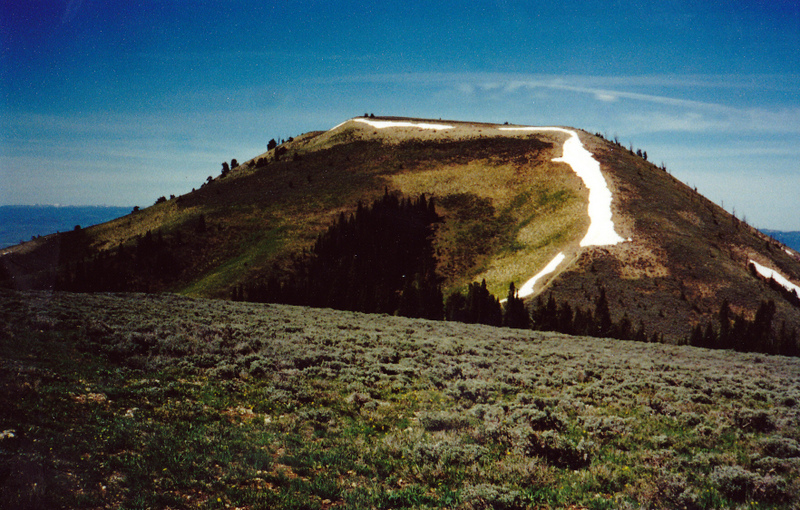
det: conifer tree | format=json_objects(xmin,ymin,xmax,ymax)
[
  {"xmin": 594, "ymin": 287, "xmax": 612, "ymax": 337},
  {"xmin": 503, "ymin": 282, "xmax": 529, "ymax": 329}
]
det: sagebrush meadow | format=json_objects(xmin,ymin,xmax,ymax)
[{"xmin": 2, "ymin": 290, "xmax": 798, "ymax": 509}]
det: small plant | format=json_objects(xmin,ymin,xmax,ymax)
[{"xmin": 709, "ymin": 464, "xmax": 760, "ymax": 502}]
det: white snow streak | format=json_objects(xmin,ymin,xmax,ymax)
[
  {"xmin": 517, "ymin": 252, "xmax": 566, "ymax": 298},
  {"xmin": 749, "ymin": 260, "xmax": 800, "ymax": 296},
  {"xmin": 354, "ymin": 119, "xmax": 454, "ymax": 130},
  {"xmin": 501, "ymin": 127, "xmax": 625, "ymax": 297},
  {"xmin": 499, "ymin": 127, "xmax": 625, "ymax": 247}
]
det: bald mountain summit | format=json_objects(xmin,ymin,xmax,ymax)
[{"xmin": 3, "ymin": 116, "xmax": 800, "ymax": 351}]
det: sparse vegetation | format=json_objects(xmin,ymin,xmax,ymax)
[{"xmin": 2, "ymin": 289, "xmax": 799, "ymax": 509}]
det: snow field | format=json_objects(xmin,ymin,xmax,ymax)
[
  {"xmin": 517, "ymin": 252, "xmax": 566, "ymax": 299},
  {"xmin": 353, "ymin": 118, "xmax": 454, "ymax": 130},
  {"xmin": 501, "ymin": 127, "xmax": 626, "ymax": 297},
  {"xmin": 499, "ymin": 127, "xmax": 625, "ymax": 248},
  {"xmin": 749, "ymin": 260, "xmax": 800, "ymax": 296}
]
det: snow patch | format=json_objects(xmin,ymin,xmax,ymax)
[
  {"xmin": 499, "ymin": 127, "xmax": 625, "ymax": 247},
  {"xmin": 328, "ymin": 120, "xmax": 350, "ymax": 131},
  {"xmin": 518, "ymin": 252, "xmax": 566, "ymax": 299},
  {"xmin": 354, "ymin": 118, "xmax": 454, "ymax": 130},
  {"xmin": 786, "ymin": 248, "xmax": 795, "ymax": 257},
  {"xmin": 749, "ymin": 259, "xmax": 800, "ymax": 296}
]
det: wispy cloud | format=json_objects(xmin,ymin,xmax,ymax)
[{"xmin": 397, "ymin": 73, "xmax": 800, "ymax": 135}]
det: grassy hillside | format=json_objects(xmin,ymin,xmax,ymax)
[
  {"xmin": 2, "ymin": 123, "xmax": 579, "ymax": 300},
  {"xmin": 2, "ymin": 290, "xmax": 799, "ymax": 509},
  {"xmin": 3, "ymin": 117, "xmax": 800, "ymax": 348}
]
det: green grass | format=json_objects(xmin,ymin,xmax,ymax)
[
  {"xmin": 2, "ymin": 290, "xmax": 799, "ymax": 509},
  {"xmin": 180, "ymin": 225, "xmax": 289, "ymax": 297}
]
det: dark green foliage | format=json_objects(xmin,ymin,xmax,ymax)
[
  {"xmin": 55, "ymin": 229, "xmax": 184, "ymax": 293},
  {"xmin": 527, "ymin": 288, "xmax": 652, "ymax": 343},
  {"xmin": 593, "ymin": 287, "xmax": 612, "ymax": 337},
  {"xmin": 503, "ymin": 282, "xmax": 530, "ymax": 329},
  {"xmin": 243, "ymin": 191, "xmax": 444, "ymax": 319},
  {"xmin": 691, "ymin": 299, "xmax": 798, "ymax": 356},
  {"xmin": 445, "ymin": 279, "xmax": 502, "ymax": 326}
]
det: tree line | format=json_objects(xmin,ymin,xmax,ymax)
[
  {"xmin": 233, "ymin": 191, "xmax": 798, "ymax": 357},
  {"xmin": 689, "ymin": 299, "xmax": 798, "ymax": 357},
  {"xmin": 45, "ymin": 188, "xmax": 799, "ymax": 358},
  {"xmin": 234, "ymin": 190, "xmax": 444, "ymax": 319}
]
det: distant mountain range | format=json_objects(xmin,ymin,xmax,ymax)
[
  {"xmin": 762, "ymin": 229, "xmax": 800, "ymax": 253},
  {"xmin": 0, "ymin": 205, "xmax": 131, "ymax": 249}
]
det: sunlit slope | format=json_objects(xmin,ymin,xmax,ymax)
[{"xmin": 62, "ymin": 118, "xmax": 599, "ymax": 299}]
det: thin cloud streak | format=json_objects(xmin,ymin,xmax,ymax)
[{"xmin": 321, "ymin": 72, "xmax": 800, "ymax": 133}]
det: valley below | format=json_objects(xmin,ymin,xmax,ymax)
[{"xmin": 2, "ymin": 289, "xmax": 799, "ymax": 509}]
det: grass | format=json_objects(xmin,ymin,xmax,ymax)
[
  {"xmin": 2, "ymin": 289, "xmax": 799, "ymax": 509},
  {"xmin": 180, "ymin": 225, "xmax": 289, "ymax": 297}
]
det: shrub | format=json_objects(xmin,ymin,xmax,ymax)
[
  {"xmin": 460, "ymin": 483, "xmax": 523, "ymax": 510},
  {"xmin": 418, "ymin": 410, "xmax": 470, "ymax": 431},
  {"xmin": 734, "ymin": 408, "xmax": 775, "ymax": 432},
  {"xmin": 754, "ymin": 474, "xmax": 791, "ymax": 503},
  {"xmin": 448, "ymin": 379, "xmax": 496, "ymax": 404},
  {"xmin": 760, "ymin": 436, "xmax": 800, "ymax": 459},
  {"xmin": 525, "ymin": 431, "xmax": 594, "ymax": 469},
  {"xmin": 511, "ymin": 408, "xmax": 566, "ymax": 432},
  {"xmin": 208, "ymin": 363, "xmax": 237, "ymax": 379},
  {"xmin": 709, "ymin": 465, "xmax": 760, "ymax": 501},
  {"xmin": 408, "ymin": 440, "xmax": 487, "ymax": 466}
]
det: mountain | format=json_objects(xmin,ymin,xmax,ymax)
[{"xmin": 2, "ymin": 116, "xmax": 799, "ymax": 346}]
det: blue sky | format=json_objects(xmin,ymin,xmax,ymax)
[{"xmin": 2, "ymin": 0, "xmax": 799, "ymax": 229}]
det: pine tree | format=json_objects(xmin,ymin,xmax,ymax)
[
  {"xmin": 689, "ymin": 324, "xmax": 704, "ymax": 347},
  {"xmin": 594, "ymin": 287, "xmax": 612, "ymax": 337},
  {"xmin": 718, "ymin": 300, "xmax": 732, "ymax": 349},
  {"xmin": 503, "ymin": 282, "xmax": 530, "ymax": 329},
  {"xmin": 703, "ymin": 323, "xmax": 717, "ymax": 349}
]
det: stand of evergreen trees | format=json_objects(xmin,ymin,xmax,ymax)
[
  {"xmin": 689, "ymin": 299, "xmax": 799, "ymax": 356},
  {"xmin": 236, "ymin": 190, "xmax": 444, "ymax": 319},
  {"xmin": 55, "ymin": 229, "xmax": 182, "ymax": 293},
  {"xmin": 527, "ymin": 288, "xmax": 650, "ymax": 341}
]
